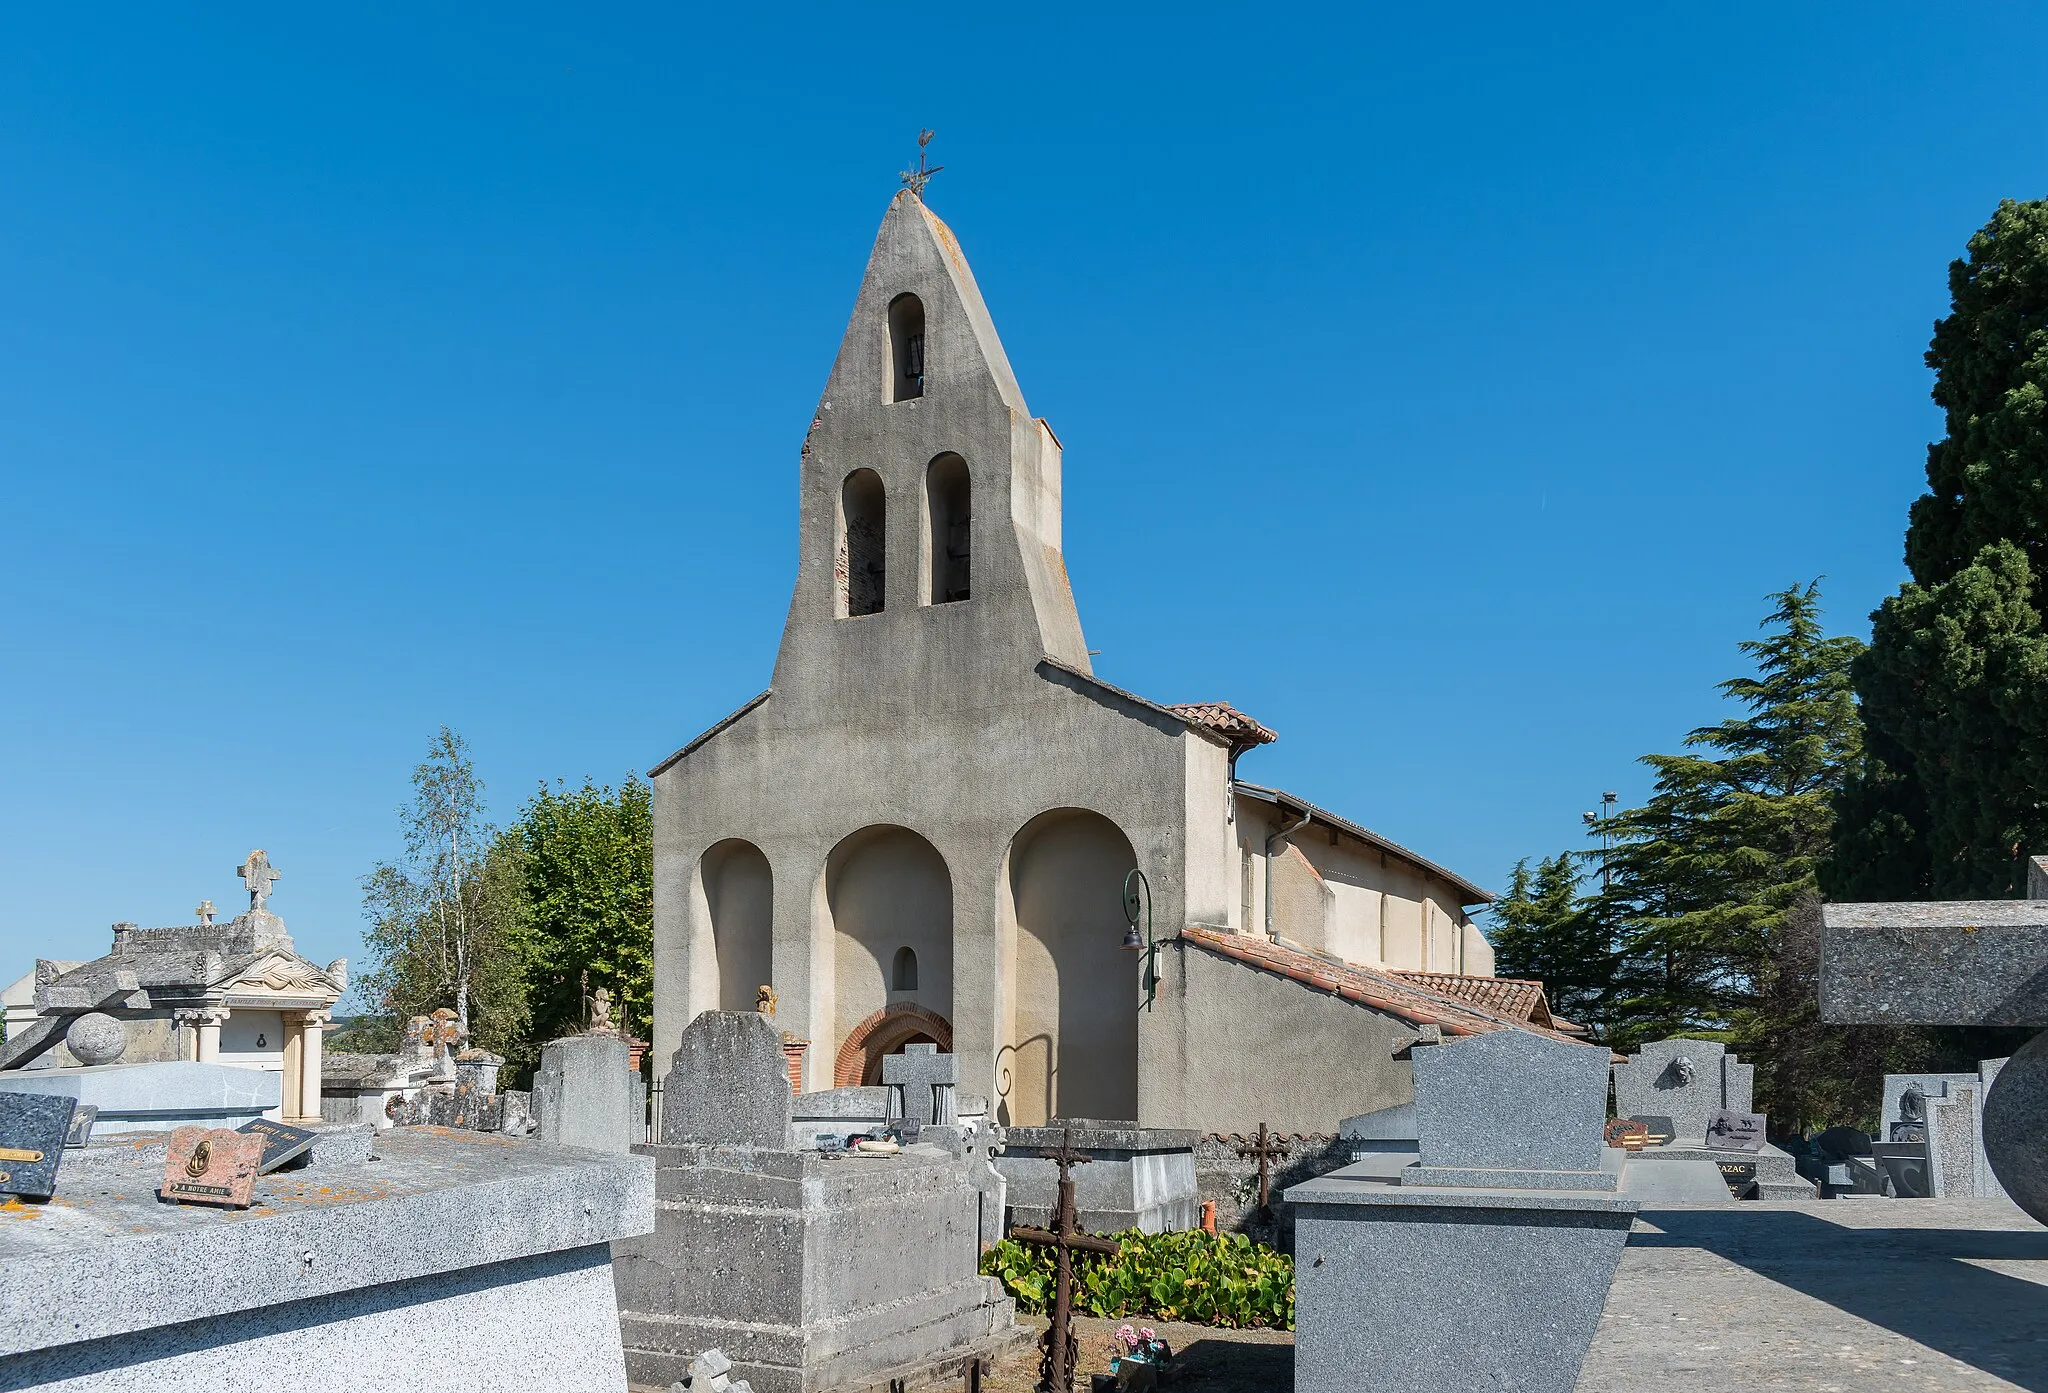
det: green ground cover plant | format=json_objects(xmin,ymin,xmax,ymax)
[{"xmin": 979, "ymin": 1229, "xmax": 1293, "ymax": 1330}]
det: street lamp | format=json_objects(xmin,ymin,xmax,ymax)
[{"xmin": 1120, "ymin": 868, "xmax": 1158, "ymax": 1011}]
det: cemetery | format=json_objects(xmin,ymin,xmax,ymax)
[{"xmin": 11, "ymin": 74, "xmax": 2048, "ymax": 1393}]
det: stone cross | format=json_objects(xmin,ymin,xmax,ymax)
[
  {"xmin": 194, "ymin": 900, "xmax": 215, "ymax": 927},
  {"xmin": 881, "ymin": 1043, "xmax": 958, "ymax": 1128},
  {"xmin": 237, "ymin": 851, "xmax": 281, "ymax": 913}
]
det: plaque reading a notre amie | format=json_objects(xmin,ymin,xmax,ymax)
[
  {"xmin": 161, "ymin": 1126, "xmax": 265, "ymax": 1209},
  {"xmin": 238, "ymin": 1118, "xmax": 318, "ymax": 1174},
  {"xmin": 0, "ymin": 1092, "xmax": 78, "ymax": 1201}
]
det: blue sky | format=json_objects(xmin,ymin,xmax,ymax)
[{"xmin": 5, "ymin": 6, "xmax": 2045, "ymax": 983}]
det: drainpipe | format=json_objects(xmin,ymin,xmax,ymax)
[{"xmin": 1263, "ymin": 802, "xmax": 1314, "ymax": 942}]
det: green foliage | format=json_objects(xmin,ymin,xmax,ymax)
[
  {"xmin": 358, "ymin": 727, "xmax": 533, "ymax": 1065},
  {"xmin": 1489, "ymin": 853, "xmax": 1613, "ymax": 1028},
  {"xmin": 1833, "ymin": 199, "xmax": 2048, "ymax": 901},
  {"xmin": 979, "ymin": 1229, "xmax": 1293, "ymax": 1330},
  {"xmin": 507, "ymin": 776, "xmax": 654, "ymax": 1048},
  {"xmin": 1591, "ymin": 582, "xmax": 1864, "ymax": 1080}
]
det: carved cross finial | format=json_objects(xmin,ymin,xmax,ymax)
[
  {"xmin": 899, "ymin": 129, "xmax": 942, "ymax": 198},
  {"xmin": 237, "ymin": 850, "xmax": 281, "ymax": 913},
  {"xmin": 194, "ymin": 899, "xmax": 216, "ymax": 927}
]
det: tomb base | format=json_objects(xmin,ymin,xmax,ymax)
[
  {"xmin": 1290, "ymin": 1166, "xmax": 1640, "ymax": 1393},
  {"xmin": 1627, "ymin": 1140, "xmax": 1813, "ymax": 1199},
  {"xmin": 0, "ymin": 1059, "xmax": 279, "ymax": 1135},
  {"xmin": 0, "ymin": 1127, "xmax": 653, "ymax": 1392},
  {"xmin": 614, "ymin": 1141, "xmax": 1019, "ymax": 1393},
  {"xmin": 996, "ymin": 1121, "xmax": 1200, "ymax": 1233}
]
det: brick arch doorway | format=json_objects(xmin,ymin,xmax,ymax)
[{"xmin": 834, "ymin": 1003, "xmax": 954, "ymax": 1086}]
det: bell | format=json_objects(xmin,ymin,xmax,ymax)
[{"xmin": 1120, "ymin": 923, "xmax": 1144, "ymax": 951}]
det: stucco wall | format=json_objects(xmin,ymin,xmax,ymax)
[{"xmin": 1140, "ymin": 937, "xmax": 1416, "ymax": 1134}]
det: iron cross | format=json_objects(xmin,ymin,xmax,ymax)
[
  {"xmin": 1009, "ymin": 1125, "xmax": 1119, "ymax": 1392},
  {"xmin": 1236, "ymin": 1122, "xmax": 1291, "ymax": 1224}
]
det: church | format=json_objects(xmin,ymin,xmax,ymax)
[{"xmin": 649, "ymin": 192, "xmax": 1581, "ymax": 1133}]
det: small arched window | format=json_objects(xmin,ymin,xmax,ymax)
[
  {"xmin": 924, "ymin": 453, "xmax": 971, "ymax": 604},
  {"xmin": 837, "ymin": 469, "xmax": 886, "ymax": 617},
  {"xmin": 892, "ymin": 946, "xmax": 919, "ymax": 991},
  {"xmin": 888, "ymin": 294, "xmax": 925, "ymax": 402}
]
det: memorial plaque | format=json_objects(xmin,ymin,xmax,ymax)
[
  {"xmin": 1625, "ymin": 1114, "xmax": 1676, "ymax": 1146},
  {"xmin": 1715, "ymin": 1158, "xmax": 1759, "ymax": 1198},
  {"xmin": 0, "ymin": 1092, "xmax": 77, "ymax": 1200},
  {"xmin": 64, "ymin": 1104, "xmax": 98, "ymax": 1149},
  {"xmin": 237, "ymin": 1117, "xmax": 318, "ymax": 1174},
  {"xmin": 160, "ymin": 1126, "xmax": 264, "ymax": 1208},
  {"xmin": 1705, "ymin": 1108, "xmax": 1767, "ymax": 1152},
  {"xmin": 1603, "ymin": 1118, "xmax": 1650, "ymax": 1150}
]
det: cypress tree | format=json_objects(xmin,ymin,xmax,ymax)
[
  {"xmin": 1831, "ymin": 199, "xmax": 2048, "ymax": 899},
  {"xmin": 1489, "ymin": 853, "xmax": 1611, "ymax": 1029}
]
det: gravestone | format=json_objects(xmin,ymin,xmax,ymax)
[
  {"xmin": 0, "ymin": 1091, "xmax": 77, "ymax": 1200},
  {"xmin": 1403, "ymin": 1027, "xmax": 1613, "ymax": 1189},
  {"xmin": 1290, "ymin": 1029, "xmax": 1639, "ymax": 1393},
  {"xmin": 1822, "ymin": 870, "xmax": 2048, "ymax": 1223},
  {"xmin": 238, "ymin": 1117, "xmax": 318, "ymax": 1174},
  {"xmin": 881, "ymin": 1044, "xmax": 957, "ymax": 1128},
  {"xmin": 1609, "ymin": 1039, "xmax": 1810, "ymax": 1198},
  {"xmin": 159, "ymin": 1125, "xmax": 264, "ymax": 1208},
  {"xmin": 790, "ymin": 1085, "xmax": 896, "ymax": 1150},
  {"xmin": 659, "ymin": 1010, "xmax": 791, "ymax": 1148},
  {"xmin": 533, "ymin": 1031, "xmax": 637, "ymax": 1153},
  {"xmin": 997, "ymin": 1120, "xmax": 1202, "ymax": 1232}
]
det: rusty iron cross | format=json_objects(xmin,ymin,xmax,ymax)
[
  {"xmin": 899, "ymin": 129, "xmax": 943, "ymax": 197},
  {"xmin": 1009, "ymin": 1125, "xmax": 1118, "ymax": 1393},
  {"xmin": 1236, "ymin": 1123, "xmax": 1291, "ymax": 1224}
]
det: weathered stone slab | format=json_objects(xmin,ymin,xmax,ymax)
[
  {"xmin": 660, "ymin": 1011, "xmax": 791, "ymax": 1148},
  {"xmin": 533, "ymin": 1032, "xmax": 637, "ymax": 1153},
  {"xmin": 1820, "ymin": 902, "xmax": 2048, "ymax": 1024}
]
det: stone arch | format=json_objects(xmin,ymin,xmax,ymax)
[
  {"xmin": 825, "ymin": 824, "xmax": 953, "ymax": 1077},
  {"xmin": 836, "ymin": 469, "xmax": 886, "ymax": 617},
  {"xmin": 1002, "ymin": 809, "xmax": 1140, "ymax": 1126},
  {"xmin": 923, "ymin": 453, "xmax": 970, "ymax": 604},
  {"xmin": 887, "ymin": 292, "xmax": 925, "ymax": 401},
  {"xmin": 700, "ymin": 838, "xmax": 772, "ymax": 1013},
  {"xmin": 834, "ymin": 1002, "xmax": 955, "ymax": 1086}
]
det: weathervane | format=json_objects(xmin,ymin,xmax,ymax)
[{"xmin": 899, "ymin": 129, "xmax": 942, "ymax": 198}]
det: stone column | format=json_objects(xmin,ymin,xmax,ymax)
[
  {"xmin": 178, "ymin": 1008, "xmax": 226, "ymax": 1062},
  {"xmin": 297, "ymin": 1009, "xmax": 330, "ymax": 1121}
]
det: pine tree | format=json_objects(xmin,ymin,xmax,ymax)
[
  {"xmin": 1596, "ymin": 583, "xmax": 1864, "ymax": 1075},
  {"xmin": 1831, "ymin": 199, "xmax": 2048, "ymax": 900},
  {"xmin": 1488, "ymin": 853, "xmax": 1612, "ymax": 1028}
]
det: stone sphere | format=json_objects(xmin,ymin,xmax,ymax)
[
  {"xmin": 65, "ymin": 1011, "xmax": 127, "ymax": 1066},
  {"xmin": 1983, "ymin": 1029, "xmax": 2048, "ymax": 1226}
]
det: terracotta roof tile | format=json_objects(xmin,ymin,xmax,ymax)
[
  {"xmin": 1180, "ymin": 926, "xmax": 1606, "ymax": 1054},
  {"xmin": 1387, "ymin": 971, "xmax": 1582, "ymax": 1032},
  {"xmin": 1167, "ymin": 702, "xmax": 1277, "ymax": 753}
]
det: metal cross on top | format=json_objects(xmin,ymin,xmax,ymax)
[
  {"xmin": 1009, "ymin": 1125, "xmax": 1119, "ymax": 1392},
  {"xmin": 1236, "ymin": 1122, "xmax": 1290, "ymax": 1224},
  {"xmin": 899, "ymin": 129, "xmax": 942, "ymax": 198}
]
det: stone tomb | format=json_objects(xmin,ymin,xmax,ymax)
[
  {"xmin": 0, "ymin": 1058, "xmax": 278, "ymax": 1136},
  {"xmin": 0, "ymin": 1124, "xmax": 653, "ymax": 1391},
  {"xmin": 996, "ymin": 1120, "xmax": 1201, "ymax": 1234},
  {"xmin": 612, "ymin": 1011, "xmax": 1021, "ymax": 1393},
  {"xmin": 1822, "ymin": 869, "xmax": 2048, "ymax": 1224},
  {"xmin": 1878, "ymin": 1063, "xmax": 2010, "ymax": 1200},
  {"xmin": 1608, "ymin": 1039, "xmax": 1812, "ymax": 1199},
  {"xmin": 1290, "ymin": 1029, "xmax": 1639, "ymax": 1393},
  {"xmin": 533, "ymin": 1030, "xmax": 639, "ymax": 1154}
]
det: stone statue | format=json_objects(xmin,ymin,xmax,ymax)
[
  {"xmin": 756, "ymin": 984, "xmax": 779, "ymax": 1018},
  {"xmin": 588, "ymin": 986, "xmax": 617, "ymax": 1035},
  {"xmin": 237, "ymin": 850, "xmax": 282, "ymax": 913},
  {"xmin": 1670, "ymin": 1055, "xmax": 1696, "ymax": 1087}
]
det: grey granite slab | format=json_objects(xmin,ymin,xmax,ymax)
[
  {"xmin": 1820, "ymin": 903, "xmax": 2048, "ymax": 1024},
  {"xmin": 1411, "ymin": 1028, "xmax": 1609, "ymax": 1174}
]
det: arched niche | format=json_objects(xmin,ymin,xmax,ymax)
[
  {"xmin": 923, "ymin": 453, "xmax": 971, "ymax": 605},
  {"xmin": 701, "ymin": 839, "xmax": 773, "ymax": 1013},
  {"xmin": 825, "ymin": 824, "xmax": 953, "ymax": 1068},
  {"xmin": 836, "ymin": 469, "xmax": 886, "ymax": 617},
  {"xmin": 887, "ymin": 293, "xmax": 925, "ymax": 401},
  {"xmin": 834, "ymin": 1002, "xmax": 954, "ymax": 1087},
  {"xmin": 1002, "ymin": 809, "xmax": 1140, "ymax": 1126}
]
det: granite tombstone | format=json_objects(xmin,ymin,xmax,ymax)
[
  {"xmin": 1705, "ymin": 1109, "xmax": 1766, "ymax": 1152},
  {"xmin": 0, "ymin": 1092, "xmax": 77, "ymax": 1200},
  {"xmin": 238, "ymin": 1117, "xmax": 319, "ymax": 1174},
  {"xmin": 159, "ymin": 1125, "xmax": 265, "ymax": 1208}
]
